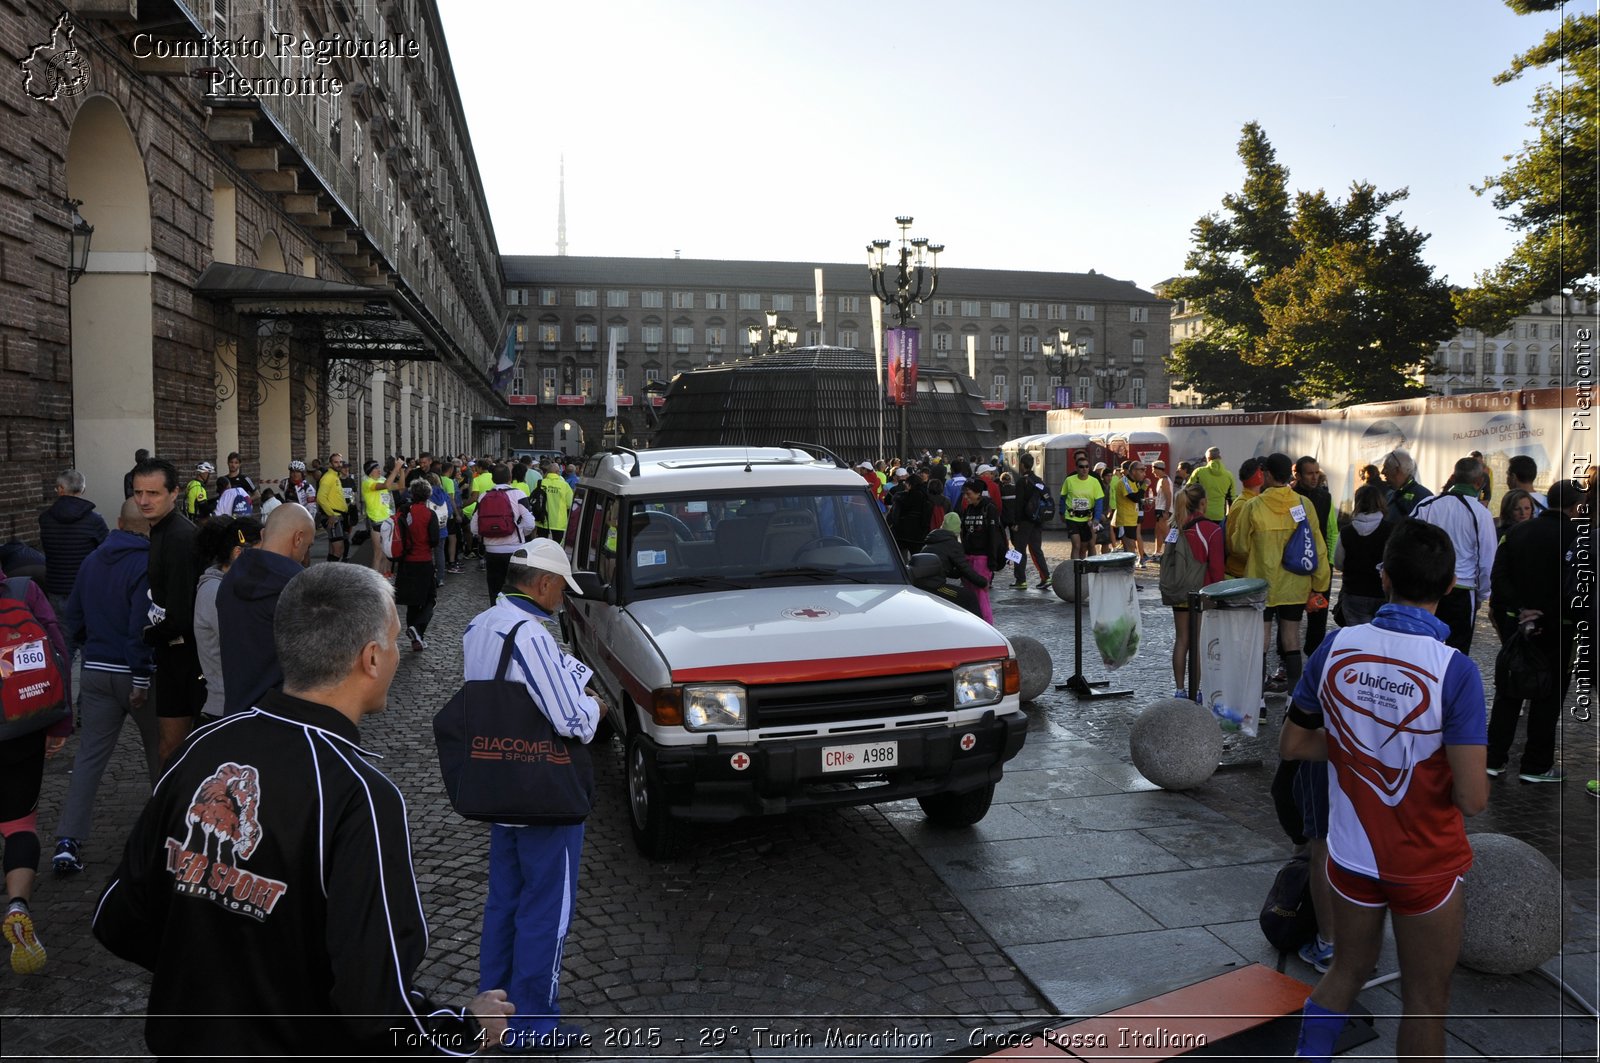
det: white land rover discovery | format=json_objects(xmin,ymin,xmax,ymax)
[{"xmin": 563, "ymin": 444, "xmax": 1028, "ymax": 857}]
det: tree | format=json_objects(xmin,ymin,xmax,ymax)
[
  {"xmin": 1455, "ymin": 1, "xmax": 1597, "ymax": 334},
  {"xmin": 1165, "ymin": 123, "xmax": 1456, "ymax": 409}
]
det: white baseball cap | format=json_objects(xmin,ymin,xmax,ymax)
[
  {"xmin": 976, "ymin": 464, "xmax": 996, "ymax": 475},
  {"xmin": 893, "ymin": 467, "xmax": 909, "ymax": 479},
  {"xmin": 507, "ymin": 538, "xmax": 582, "ymax": 593},
  {"xmin": 857, "ymin": 460, "xmax": 874, "ymax": 471}
]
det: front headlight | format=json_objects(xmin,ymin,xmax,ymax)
[
  {"xmin": 683, "ymin": 684, "xmax": 748, "ymax": 730},
  {"xmin": 953, "ymin": 661, "xmax": 1004, "ymax": 708}
]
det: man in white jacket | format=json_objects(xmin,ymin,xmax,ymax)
[
  {"xmin": 461, "ymin": 540, "xmax": 606, "ymax": 1052},
  {"xmin": 468, "ymin": 463, "xmax": 537, "ymax": 604}
]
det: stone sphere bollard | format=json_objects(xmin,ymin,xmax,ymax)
[
  {"xmin": 1010, "ymin": 635, "xmax": 1053, "ymax": 702},
  {"xmin": 1458, "ymin": 833, "xmax": 1565, "ymax": 974},
  {"xmin": 1051, "ymin": 561, "xmax": 1089, "ymax": 603},
  {"xmin": 1129, "ymin": 698, "xmax": 1223, "ymax": 790}
]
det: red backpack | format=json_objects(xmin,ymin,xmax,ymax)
[
  {"xmin": 0, "ymin": 577, "xmax": 69, "ymax": 740},
  {"xmin": 476, "ymin": 487, "xmax": 518, "ymax": 539}
]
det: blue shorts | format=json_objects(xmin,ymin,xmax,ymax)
[{"xmin": 1293, "ymin": 760, "xmax": 1329, "ymax": 840}]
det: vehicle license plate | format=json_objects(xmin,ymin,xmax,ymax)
[{"xmin": 821, "ymin": 742, "xmax": 897, "ymax": 773}]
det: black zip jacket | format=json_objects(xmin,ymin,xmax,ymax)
[
  {"xmin": 94, "ymin": 690, "xmax": 482, "ymax": 1057},
  {"xmin": 38, "ymin": 493, "xmax": 109, "ymax": 596},
  {"xmin": 147, "ymin": 507, "xmax": 199, "ymax": 642},
  {"xmin": 959, "ymin": 495, "xmax": 1006, "ymax": 571}
]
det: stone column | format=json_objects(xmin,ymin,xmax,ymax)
[{"xmin": 369, "ymin": 369, "xmax": 386, "ymax": 465}]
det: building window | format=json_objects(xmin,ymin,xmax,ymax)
[
  {"xmin": 838, "ymin": 329, "xmax": 859, "ymax": 348},
  {"xmin": 1019, "ymin": 303, "xmax": 1039, "ymax": 320},
  {"xmin": 1046, "ymin": 303, "xmax": 1069, "ymax": 320},
  {"xmin": 1018, "ymin": 334, "xmax": 1038, "ymax": 354},
  {"xmin": 579, "ymin": 368, "xmax": 595, "ymax": 398},
  {"xmin": 990, "ymin": 302, "xmax": 1010, "ymax": 318},
  {"xmin": 511, "ymin": 366, "xmax": 525, "ymax": 395},
  {"xmin": 961, "ymin": 300, "xmax": 981, "ymax": 316},
  {"xmin": 804, "ymin": 329, "xmax": 822, "ymax": 346},
  {"xmin": 991, "ymin": 374, "xmax": 1008, "ymax": 403},
  {"xmin": 541, "ymin": 368, "xmax": 557, "ymax": 402},
  {"xmin": 705, "ymin": 327, "xmax": 726, "ymax": 346},
  {"xmin": 1129, "ymin": 306, "xmax": 1149, "ymax": 323},
  {"xmin": 538, "ymin": 324, "xmax": 560, "ymax": 344},
  {"xmin": 539, "ymin": 289, "xmax": 558, "ymax": 306},
  {"xmin": 575, "ymin": 290, "xmax": 597, "ymax": 307},
  {"xmin": 739, "ymin": 293, "xmax": 761, "ymax": 310},
  {"xmin": 644, "ymin": 367, "xmax": 662, "ymax": 386},
  {"xmin": 506, "ymin": 288, "xmax": 529, "ymax": 306},
  {"xmin": 932, "ymin": 299, "xmax": 952, "ymax": 315},
  {"xmin": 672, "ymin": 292, "xmax": 694, "ymax": 309},
  {"xmin": 576, "ymin": 324, "xmax": 598, "ymax": 346},
  {"xmin": 641, "ymin": 291, "xmax": 663, "ymax": 308},
  {"xmin": 642, "ymin": 325, "xmax": 663, "ymax": 345},
  {"xmin": 1021, "ymin": 374, "xmax": 1035, "ymax": 401},
  {"xmin": 1078, "ymin": 375, "xmax": 1092, "ymax": 405},
  {"xmin": 514, "ymin": 322, "xmax": 528, "ymax": 342},
  {"xmin": 990, "ymin": 333, "xmax": 1010, "ymax": 354},
  {"xmin": 606, "ymin": 290, "xmax": 629, "ymax": 308},
  {"xmin": 1075, "ymin": 305, "xmax": 1095, "ymax": 321},
  {"xmin": 932, "ymin": 332, "xmax": 953, "ymax": 352},
  {"xmin": 704, "ymin": 293, "xmax": 728, "ymax": 310},
  {"xmin": 1131, "ymin": 377, "xmax": 1146, "ymax": 406},
  {"xmin": 672, "ymin": 326, "xmax": 694, "ymax": 347},
  {"xmin": 1131, "ymin": 337, "xmax": 1145, "ymax": 360},
  {"xmin": 608, "ymin": 325, "xmax": 629, "ymax": 345},
  {"xmin": 829, "ymin": 295, "xmax": 856, "ymax": 313},
  {"xmin": 772, "ymin": 294, "xmax": 794, "ymax": 312}
]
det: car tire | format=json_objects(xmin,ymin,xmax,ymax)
[
  {"xmin": 916, "ymin": 782, "xmax": 995, "ymax": 828},
  {"xmin": 627, "ymin": 734, "xmax": 684, "ymax": 859}
]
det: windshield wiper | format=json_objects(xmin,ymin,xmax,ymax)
[
  {"xmin": 635, "ymin": 574, "xmax": 751, "ymax": 590},
  {"xmin": 754, "ymin": 565, "xmax": 877, "ymax": 584}
]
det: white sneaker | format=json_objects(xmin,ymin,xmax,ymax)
[{"xmin": 408, "ymin": 626, "xmax": 425, "ymax": 652}]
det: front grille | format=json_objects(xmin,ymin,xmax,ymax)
[{"xmin": 748, "ymin": 671, "xmax": 952, "ymax": 727}]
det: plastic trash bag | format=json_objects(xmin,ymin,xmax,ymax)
[
  {"xmin": 1086, "ymin": 566, "xmax": 1141, "ymax": 670},
  {"xmin": 1198, "ymin": 606, "xmax": 1264, "ymax": 736}
]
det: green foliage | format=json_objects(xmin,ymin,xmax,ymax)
[
  {"xmin": 1456, "ymin": 3, "xmax": 1598, "ymax": 334},
  {"xmin": 1165, "ymin": 125, "xmax": 1456, "ymax": 409}
]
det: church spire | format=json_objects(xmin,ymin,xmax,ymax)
[{"xmin": 556, "ymin": 155, "xmax": 568, "ymax": 257}]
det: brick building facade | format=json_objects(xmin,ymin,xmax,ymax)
[{"xmin": 1, "ymin": 0, "xmax": 509, "ymax": 544}]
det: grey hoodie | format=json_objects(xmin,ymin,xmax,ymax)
[{"xmin": 193, "ymin": 565, "xmax": 227, "ymax": 718}]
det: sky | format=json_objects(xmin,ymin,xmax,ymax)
[{"xmin": 437, "ymin": 0, "xmax": 1560, "ymax": 293}]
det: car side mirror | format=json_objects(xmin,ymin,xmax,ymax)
[
  {"xmin": 908, "ymin": 552, "xmax": 944, "ymax": 590},
  {"xmin": 572, "ymin": 570, "xmax": 609, "ymax": 602}
]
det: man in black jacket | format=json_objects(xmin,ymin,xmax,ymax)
[
  {"xmin": 94, "ymin": 563, "xmax": 513, "ymax": 1056},
  {"xmin": 131, "ymin": 458, "xmax": 203, "ymax": 762},
  {"xmin": 1485, "ymin": 477, "xmax": 1586, "ymax": 783},
  {"xmin": 218, "ymin": 502, "xmax": 314, "ymax": 714},
  {"xmin": 887, "ymin": 468, "xmax": 933, "ymax": 556},
  {"xmin": 38, "ymin": 467, "xmax": 108, "ymax": 603}
]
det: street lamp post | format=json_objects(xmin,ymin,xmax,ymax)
[
  {"xmin": 866, "ymin": 216, "xmax": 943, "ymax": 459},
  {"xmin": 1094, "ymin": 357, "xmax": 1131, "ymax": 407},
  {"xmin": 745, "ymin": 309, "xmax": 797, "ymax": 358},
  {"xmin": 1040, "ymin": 326, "xmax": 1090, "ymax": 411}
]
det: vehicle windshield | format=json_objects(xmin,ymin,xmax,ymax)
[{"xmin": 623, "ymin": 488, "xmax": 904, "ymax": 595}]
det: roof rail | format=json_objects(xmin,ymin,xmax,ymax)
[
  {"xmin": 781, "ymin": 440, "xmax": 849, "ymax": 469},
  {"xmin": 608, "ymin": 444, "xmax": 642, "ymax": 477}
]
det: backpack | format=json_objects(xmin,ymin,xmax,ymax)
[
  {"xmin": 527, "ymin": 482, "xmax": 550, "ymax": 523},
  {"xmin": 1023, "ymin": 476, "xmax": 1055, "ymax": 523},
  {"xmin": 476, "ymin": 486, "xmax": 518, "ymax": 538},
  {"xmin": 1282, "ymin": 501, "xmax": 1319, "ymax": 575},
  {"xmin": 0, "ymin": 577, "xmax": 70, "ymax": 740},
  {"xmin": 1259, "ymin": 855, "xmax": 1319, "ymax": 951},
  {"xmin": 1159, "ymin": 522, "xmax": 1212, "ymax": 606},
  {"xmin": 378, "ymin": 516, "xmax": 401, "ymax": 560}
]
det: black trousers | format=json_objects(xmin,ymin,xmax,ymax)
[
  {"xmin": 485, "ymin": 552, "xmax": 512, "ymax": 603},
  {"xmin": 1487, "ymin": 626, "xmax": 1577, "ymax": 775},
  {"xmin": 1433, "ymin": 586, "xmax": 1477, "ymax": 654}
]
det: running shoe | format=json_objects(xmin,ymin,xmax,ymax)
[
  {"xmin": 408, "ymin": 626, "xmax": 425, "ymax": 653},
  {"xmin": 51, "ymin": 838, "xmax": 82, "ymax": 875},
  {"xmin": 1519, "ymin": 768, "xmax": 1566, "ymax": 784},
  {"xmin": 1486, "ymin": 766, "xmax": 1505, "ymax": 778},
  {"xmin": 3, "ymin": 902, "xmax": 46, "ymax": 975},
  {"xmin": 1298, "ymin": 936, "xmax": 1334, "ymax": 974}
]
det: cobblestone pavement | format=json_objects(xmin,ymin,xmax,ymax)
[
  {"xmin": 3, "ymin": 530, "xmax": 1596, "ymax": 1060},
  {"xmin": 1, "ymin": 556, "xmax": 1046, "ymax": 1061}
]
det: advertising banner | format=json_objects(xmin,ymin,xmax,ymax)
[{"xmin": 887, "ymin": 327, "xmax": 919, "ymax": 406}]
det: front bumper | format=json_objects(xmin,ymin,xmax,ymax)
[{"xmin": 641, "ymin": 708, "xmax": 1029, "ymax": 822}]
